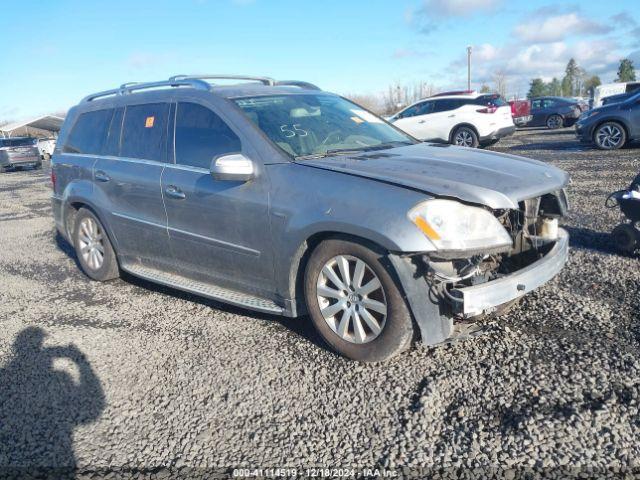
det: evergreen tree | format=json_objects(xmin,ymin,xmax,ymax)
[
  {"xmin": 615, "ymin": 59, "xmax": 636, "ymax": 82},
  {"xmin": 562, "ymin": 58, "xmax": 580, "ymax": 96},
  {"xmin": 548, "ymin": 78, "xmax": 562, "ymax": 96},
  {"xmin": 527, "ymin": 78, "xmax": 548, "ymax": 98}
]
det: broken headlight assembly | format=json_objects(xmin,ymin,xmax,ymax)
[{"xmin": 408, "ymin": 199, "xmax": 512, "ymax": 252}]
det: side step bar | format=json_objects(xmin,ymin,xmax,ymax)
[{"xmin": 121, "ymin": 263, "xmax": 284, "ymax": 315}]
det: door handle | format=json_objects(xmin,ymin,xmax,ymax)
[
  {"xmin": 418, "ymin": 120, "xmax": 426, "ymax": 124},
  {"xmin": 164, "ymin": 185, "xmax": 186, "ymax": 200},
  {"xmin": 448, "ymin": 114, "xmax": 456, "ymax": 118},
  {"xmin": 95, "ymin": 171, "xmax": 111, "ymax": 182}
]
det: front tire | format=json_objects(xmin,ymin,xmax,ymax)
[
  {"xmin": 304, "ymin": 239, "xmax": 414, "ymax": 362},
  {"xmin": 546, "ymin": 114, "xmax": 563, "ymax": 129},
  {"xmin": 73, "ymin": 208, "xmax": 120, "ymax": 281},
  {"xmin": 611, "ymin": 224, "xmax": 638, "ymax": 254},
  {"xmin": 451, "ymin": 126, "xmax": 479, "ymax": 148},
  {"xmin": 594, "ymin": 122, "xmax": 626, "ymax": 150}
]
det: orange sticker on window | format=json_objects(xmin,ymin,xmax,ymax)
[{"xmin": 145, "ymin": 116, "xmax": 155, "ymax": 128}]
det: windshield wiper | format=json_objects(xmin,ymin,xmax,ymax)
[
  {"xmin": 326, "ymin": 141, "xmax": 413, "ymax": 155},
  {"xmin": 295, "ymin": 141, "xmax": 414, "ymax": 161}
]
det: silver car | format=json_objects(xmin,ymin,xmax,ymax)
[
  {"xmin": 51, "ymin": 75, "xmax": 569, "ymax": 362},
  {"xmin": 0, "ymin": 137, "xmax": 42, "ymax": 171}
]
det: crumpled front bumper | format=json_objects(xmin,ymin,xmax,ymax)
[{"xmin": 452, "ymin": 228, "xmax": 569, "ymax": 316}]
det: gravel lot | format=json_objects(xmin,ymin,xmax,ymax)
[{"xmin": 0, "ymin": 128, "xmax": 639, "ymax": 479}]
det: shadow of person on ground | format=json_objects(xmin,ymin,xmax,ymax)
[{"xmin": 0, "ymin": 327, "xmax": 105, "ymax": 476}]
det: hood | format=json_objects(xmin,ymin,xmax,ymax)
[{"xmin": 296, "ymin": 143, "xmax": 569, "ymax": 209}]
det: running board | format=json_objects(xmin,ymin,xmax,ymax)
[{"xmin": 121, "ymin": 263, "xmax": 284, "ymax": 315}]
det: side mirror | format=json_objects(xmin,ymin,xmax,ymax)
[{"xmin": 210, "ymin": 153, "xmax": 254, "ymax": 182}]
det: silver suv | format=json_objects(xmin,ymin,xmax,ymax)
[{"xmin": 52, "ymin": 75, "xmax": 570, "ymax": 362}]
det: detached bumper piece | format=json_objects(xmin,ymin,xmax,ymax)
[{"xmin": 452, "ymin": 228, "xmax": 569, "ymax": 317}]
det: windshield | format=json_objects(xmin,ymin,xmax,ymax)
[
  {"xmin": 0, "ymin": 138, "xmax": 36, "ymax": 147},
  {"xmin": 234, "ymin": 94, "xmax": 415, "ymax": 158}
]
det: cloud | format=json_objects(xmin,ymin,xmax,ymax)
[
  {"xmin": 420, "ymin": 0, "xmax": 501, "ymax": 17},
  {"xmin": 409, "ymin": 0, "xmax": 501, "ymax": 34},
  {"xmin": 513, "ymin": 9, "xmax": 611, "ymax": 43}
]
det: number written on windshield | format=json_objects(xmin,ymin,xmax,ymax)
[{"xmin": 280, "ymin": 124, "xmax": 308, "ymax": 138}]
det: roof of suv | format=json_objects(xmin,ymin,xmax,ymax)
[{"xmin": 79, "ymin": 75, "xmax": 325, "ymax": 104}]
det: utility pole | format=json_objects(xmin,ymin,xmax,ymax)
[{"xmin": 467, "ymin": 46, "xmax": 472, "ymax": 90}]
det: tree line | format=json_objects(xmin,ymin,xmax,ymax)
[{"xmin": 527, "ymin": 58, "xmax": 636, "ymax": 99}]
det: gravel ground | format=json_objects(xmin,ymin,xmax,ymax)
[{"xmin": 0, "ymin": 128, "xmax": 639, "ymax": 479}]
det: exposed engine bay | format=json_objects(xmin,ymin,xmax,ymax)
[{"xmin": 421, "ymin": 189, "xmax": 569, "ymax": 317}]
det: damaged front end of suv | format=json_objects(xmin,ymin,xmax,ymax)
[{"xmin": 389, "ymin": 189, "xmax": 569, "ymax": 345}]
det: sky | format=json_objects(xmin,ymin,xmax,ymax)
[{"xmin": 1, "ymin": 0, "xmax": 639, "ymax": 120}]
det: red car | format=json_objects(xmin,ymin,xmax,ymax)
[{"xmin": 509, "ymin": 99, "xmax": 532, "ymax": 127}]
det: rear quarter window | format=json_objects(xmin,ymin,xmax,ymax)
[
  {"xmin": 63, "ymin": 109, "xmax": 113, "ymax": 154},
  {"xmin": 120, "ymin": 103, "xmax": 169, "ymax": 162}
]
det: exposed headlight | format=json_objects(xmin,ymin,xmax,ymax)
[
  {"xmin": 579, "ymin": 110, "xmax": 599, "ymax": 121},
  {"xmin": 408, "ymin": 199, "xmax": 512, "ymax": 251}
]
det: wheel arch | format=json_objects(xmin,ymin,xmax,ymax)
[
  {"xmin": 591, "ymin": 118, "xmax": 630, "ymax": 142},
  {"xmin": 62, "ymin": 199, "xmax": 119, "ymax": 253},
  {"xmin": 287, "ymin": 231, "xmax": 390, "ymax": 316},
  {"xmin": 448, "ymin": 123, "xmax": 479, "ymax": 143}
]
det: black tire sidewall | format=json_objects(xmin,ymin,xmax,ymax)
[
  {"xmin": 73, "ymin": 208, "xmax": 119, "ymax": 281},
  {"xmin": 612, "ymin": 224, "xmax": 638, "ymax": 253},
  {"xmin": 304, "ymin": 239, "xmax": 414, "ymax": 362}
]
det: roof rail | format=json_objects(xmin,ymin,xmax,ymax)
[
  {"xmin": 169, "ymin": 74, "xmax": 276, "ymax": 86},
  {"xmin": 81, "ymin": 78, "xmax": 210, "ymax": 103},
  {"xmin": 275, "ymin": 80, "xmax": 321, "ymax": 90}
]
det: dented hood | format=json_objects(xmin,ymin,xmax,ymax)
[{"xmin": 296, "ymin": 143, "xmax": 569, "ymax": 209}]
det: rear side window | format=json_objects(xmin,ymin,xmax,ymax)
[
  {"xmin": 174, "ymin": 102, "xmax": 241, "ymax": 169},
  {"xmin": 432, "ymin": 99, "xmax": 463, "ymax": 113},
  {"xmin": 102, "ymin": 108, "xmax": 124, "ymax": 156},
  {"xmin": 121, "ymin": 103, "xmax": 169, "ymax": 162},
  {"xmin": 474, "ymin": 94, "xmax": 507, "ymax": 107},
  {"xmin": 64, "ymin": 109, "xmax": 113, "ymax": 154}
]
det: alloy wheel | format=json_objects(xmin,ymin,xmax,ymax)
[
  {"xmin": 596, "ymin": 124, "xmax": 623, "ymax": 149},
  {"xmin": 547, "ymin": 115, "xmax": 563, "ymax": 129},
  {"xmin": 454, "ymin": 129, "xmax": 474, "ymax": 147},
  {"xmin": 78, "ymin": 217, "xmax": 105, "ymax": 270},
  {"xmin": 316, "ymin": 255, "xmax": 387, "ymax": 344}
]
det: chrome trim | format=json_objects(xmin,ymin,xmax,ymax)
[
  {"xmin": 453, "ymin": 228, "xmax": 569, "ymax": 316},
  {"xmin": 163, "ymin": 163, "xmax": 209, "ymax": 174},
  {"xmin": 167, "ymin": 226, "xmax": 260, "ymax": 257},
  {"xmin": 169, "ymin": 74, "xmax": 275, "ymax": 86},
  {"xmin": 111, "ymin": 211, "xmax": 167, "ymax": 230},
  {"xmin": 81, "ymin": 79, "xmax": 210, "ymax": 103},
  {"xmin": 63, "ymin": 153, "xmax": 168, "ymax": 167}
]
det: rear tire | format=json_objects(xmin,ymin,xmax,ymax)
[
  {"xmin": 451, "ymin": 126, "xmax": 479, "ymax": 148},
  {"xmin": 73, "ymin": 208, "xmax": 120, "ymax": 281},
  {"xmin": 546, "ymin": 114, "xmax": 563, "ymax": 129},
  {"xmin": 304, "ymin": 239, "xmax": 414, "ymax": 362},
  {"xmin": 594, "ymin": 122, "xmax": 626, "ymax": 150}
]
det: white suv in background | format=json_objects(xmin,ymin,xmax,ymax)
[{"xmin": 389, "ymin": 92, "xmax": 516, "ymax": 148}]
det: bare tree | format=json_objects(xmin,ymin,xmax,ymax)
[
  {"xmin": 343, "ymin": 93, "xmax": 383, "ymax": 114},
  {"xmin": 493, "ymin": 70, "xmax": 508, "ymax": 98},
  {"xmin": 381, "ymin": 81, "xmax": 435, "ymax": 114}
]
